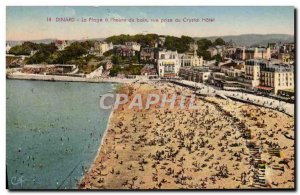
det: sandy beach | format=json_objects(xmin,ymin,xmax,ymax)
[{"xmin": 79, "ymin": 82, "xmax": 294, "ymax": 189}]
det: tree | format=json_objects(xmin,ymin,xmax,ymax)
[
  {"xmin": 109, "ymin": 65, "xmax": 122, "ymax": 76},
  {"xmin": 165, "ymin": 36, "xmax": 193, "ymax": 53},
  {"xmin": 103, "ymin": 50, "xmax": 114, "ymax": 57},
  {"xmin": 26, "ymin": 43, "xmax": 58, "ymax": 64},
  {"xmin": 27, "ymin": 50, "xmax": 48, "ymax": 64},
  {"xmin": 22, "ymin": 41, "xmax": 40, "ymax": 50},
  {"xmin": 79, "ymin": 40, "xmax": 95, "ymax": 50},
  {"xmin": 105, "ymin": 34, "xmax": 159, "ymax": 46},
  {"xmin": 112, "ymin": 55, "xmax": 121, "ymax": 65},
  {"xmin": 196, "ymin": 38, "xmax": 212, "ymax": 50},
  {"xmin": 213, "ymin": 38, "xmax": 225, "ymax": 46},
  {"xmin": 105, "ymin": 34, "xmax": 132, "ymax": 44},
  {"xmin": 9, "ymin": 45, "xmax": 31, "ymax": 55},
  {"xmin": 213, "ymin": 54, "xmax": 222, "ymax": 62},
  {"xmin": 181, "ymin": 35, "xmax": 194, "ymax": 45},
  {"xmin": 9, "ymin": 42, "xmax": 43, "ymax": 56},
  {"xmin": 197, "ymin": 50, "xmax": 211, "ymax": 61},
  {"xmin": 212, "ymin": 54, "xmax": 222, "ymax": 66},
  {"xmin": 54, "ymin": 42, "xmax": 88, "ymax": 64},
  {"xmin": 196, "ymin": 38, "xmax": 213, "ymax": 60}
]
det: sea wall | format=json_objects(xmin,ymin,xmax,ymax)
[{"xmin": 7, "ymin": 74, "xmax": 136, "ymax": 83}]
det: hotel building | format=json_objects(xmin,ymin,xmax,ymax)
[
  {"xmin": 157, "ymin": 50, "xmax": 180, "ymax": 77},
  {"xmin": 244, "ymin": 59, "xmax": 294, "ymax": 94}
]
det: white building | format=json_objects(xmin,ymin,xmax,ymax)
[
  {"xmin": 124, "ymin": 42, "xmax": 141, "ymax": 51},
  {"xmin": 30, "ymin": 50, "xmax": 38, "ymax": 56},
  {"xmin": 236, "ymin": 47, "xmax": 271, "ymax": 60},
  {"xmin": 244, "ymin": 59, "xmax": 294, "ymax": 94},
  {"xmin": 179, "ymin": 50, "xmax": 204, "ymax": 67},
  {"xmin": 158, "ymin": 36, "xmax": 166, "ymax": 46},
  {"xmin": 179, "ymin": 67, "xmax": 211, "ymax": 83},
  {"xmin": 189, "ymin": 43, "xmax": 198, "ymax": 51},
  {"xmin": 157, "ymin": 50, "xmax": 180, "ymax": 77},
  {"xmin": 6, "ymin": 43, "xmax": 11, "ymax": 54},
  {"xmin": 244, "ymin": 59, "xmax": 261, "ymax": 87},
  {"xmin": 94, "ymin": 41, "xmax": 113, "ymax": 56},
  {"xmin": 55, "ymin": 40, "xmax": 70, "ymax": 51},
  {"xmin": 87, "ymin": 66, "xmax": 103, "ymax": 79}
]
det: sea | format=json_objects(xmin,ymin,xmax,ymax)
[{"xmin": 6, "ymin": 79, "xmax": 115, "ymax": 189}]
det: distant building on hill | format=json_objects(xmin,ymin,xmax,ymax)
[
  {"xmin": 6, "ymin": 43, "xmax": 11, "ymax": 54},
  {"xmin": 55, "ymin": 40, "xmax": 70, "ymax": 51},
  {"xmin": 158, "ymin": 36, "xmax": 166, "ymax": 46},
  {"xmin": 93, "ymin": 41, "xmax": 113, "ymax": 56},
  {"xmin": 140, "ymin": 47, "xmax": 155, "ymax": 61},
  {"xmin": 116, "ymin": 47, "xmax": 136, "ymax": 57},
  {"xmin": 124, "ymin": 42, "xmax": 141, "ymax": 51},
  {"xmin": 189, "ymin": 43, "xmax": 198, "ymax": 52}
]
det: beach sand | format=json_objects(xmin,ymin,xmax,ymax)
[{"xmin": 79, "ymin": 82, "xmax": 294, "ymax": 189}]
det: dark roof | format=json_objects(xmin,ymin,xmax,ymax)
[{"xmin": 221, "ymin": 62, "xmax": 244, "ymax": 70}]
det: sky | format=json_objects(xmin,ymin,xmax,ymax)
[{"xmin": 6, "ymin": 6, "xmax": 295, "ymax": 41}]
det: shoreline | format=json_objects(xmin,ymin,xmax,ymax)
[
  {"xmin": 78, "ymin": 84, "xmax": 120, "ymax": 188},
  {"xmin": 78, "ymin": 107, "xmax": 116, "ymax": 188},
  {"xmin": 6, "ymin": 73, "xmax": 137, "ymax": 84}
]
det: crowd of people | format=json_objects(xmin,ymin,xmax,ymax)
[{"xmin": 79, "ymin": 82, "xmax": 294, "ymax": 189}]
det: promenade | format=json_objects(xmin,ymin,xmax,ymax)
[
  {"xmin": 6, "ymin": 72, "xmax": 138, "ymax": 84},
  {"xmin": 172, "ymin": 80, "xmax": 294, "ymax": 117}
]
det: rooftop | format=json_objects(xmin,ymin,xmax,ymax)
[{"xmin": 220, "ymin": 62, "xmax": 244, "ymax": 70}]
